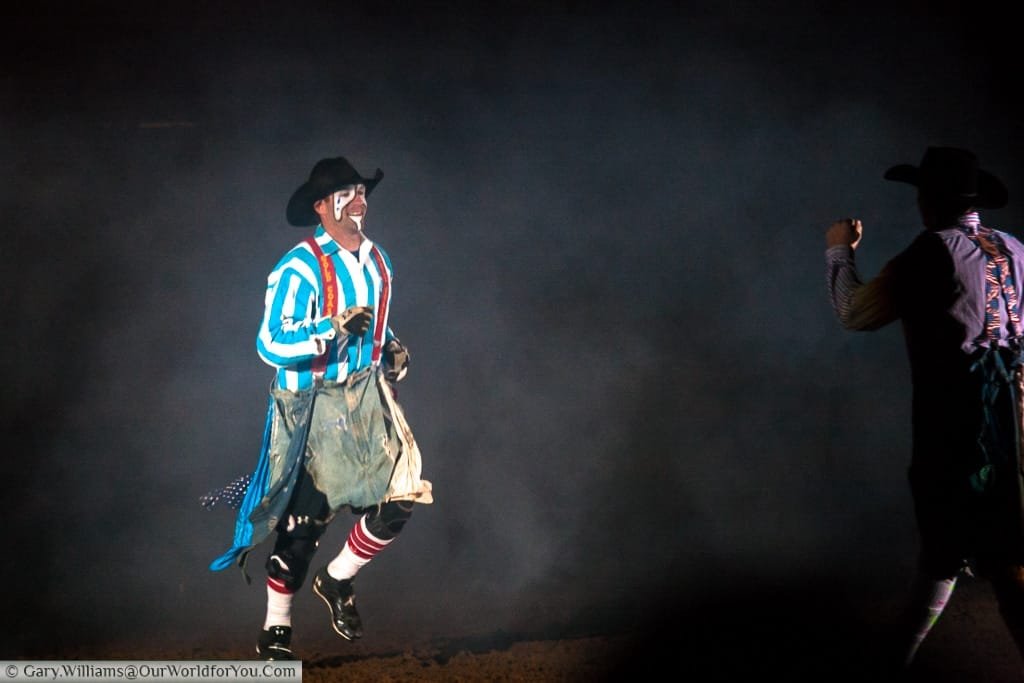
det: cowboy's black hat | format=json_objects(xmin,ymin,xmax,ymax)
[
  {"xmin": 286, "ymin": 157, "xmax": 384, "ymax": 226},
  {"xmin": 884, "ymin": 146, "xmax": 1007, "ymax": 209}
]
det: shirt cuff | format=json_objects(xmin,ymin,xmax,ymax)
[{"xmin": 314, "ymin": 316, "xmax": 337, "ymax": 339}]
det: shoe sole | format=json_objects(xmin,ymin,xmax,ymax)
[
  {"xmin": 313, "ymin": 580, "xmax": 361, "ymax": 641},
  {"xmin": 256, "ymin": 645, "xmax": 295, "ymax": 661}
]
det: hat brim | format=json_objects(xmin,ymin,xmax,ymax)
[
  {"xmin": 884, "ymin": 164, "xmax": 1007, "ymax": 210},
  {"xmin": 286, "ymin": 169, "xmax": 383, "ymax": 227},
  {"xmin": 883, "ymin": 164, "xmax": 919, "ymax": 186}
]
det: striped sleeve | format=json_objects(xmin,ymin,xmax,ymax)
[
  {"xmin": 256, "ymin": 243, "xmax": 337, "ymax": 368},
  {"xmin": 825, "ymin": 245, "xmax": 899, "ymax": 331}
]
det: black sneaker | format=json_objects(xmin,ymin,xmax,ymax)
[
  {"xmin": 257, "ymin": 625, "xmax": 295, "ymax": 660},
  {"xmin": 312, "ymin": 567, "xmax": 363, "ymax": 640}
]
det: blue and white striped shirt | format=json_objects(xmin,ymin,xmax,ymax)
[{"xmin": 256, "ymin": 226, "xmax": 395, "ymax": 391}]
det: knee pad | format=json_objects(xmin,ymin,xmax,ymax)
[
  {"xmin": 267, "ymin": 517, "xmax": 327, "ymax": 591},
  {"xmin": 365, "ymin": 501, "xmax": 414, "ymax": 539}
]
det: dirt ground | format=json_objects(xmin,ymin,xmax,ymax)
[{"xmin": 26, "ymin": 577, "xmax": 1024, "ymax": 682}]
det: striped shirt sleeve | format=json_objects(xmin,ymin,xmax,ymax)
[
  {"xmin": 256, "ymin": 244, "xmax": 337, "ymax": 368},
  {"xmin": 825, "ymin": 245, "xmax": 899, "ymax": 331}
]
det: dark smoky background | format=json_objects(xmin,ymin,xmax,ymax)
[{"xmin": 3, "ymin": 0, "xmax": 1023, "ymax": 662}]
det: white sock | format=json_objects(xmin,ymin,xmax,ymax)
[
  {"xmin": 327, "ymin": 515, "xmax": 394, "ymax": 581},
  {"xmin": 902, "ymin": 575, "xmax": 957, "ymax": 667},
  {"xmin": 263, "ymin": 577, "xmax": 293, "ymax": 629}
]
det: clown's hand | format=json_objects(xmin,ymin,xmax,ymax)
[
  {"xmin": 331, "ymin": 305, "xmax": 374, "ymax": 336},
  {"xmin": 384, "ymin": 339, "xmax": 410, "ymax": 382}
]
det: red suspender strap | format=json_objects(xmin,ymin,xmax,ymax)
[
  {"xmin": 369, "ymin": 245, "xmax": 391, "ymax": 364},
  {"xmin": 303, "ymin": 236, "xmax": 338, "ymax": 378}
]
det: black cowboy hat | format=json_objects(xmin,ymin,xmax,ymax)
[
  {"xmin": 286, "ymin": 157, "xmax": 384, "ymax": 226},
  {"xmin": 884, "ymin": 146, "xmax": 1007, "ymax": 209}
]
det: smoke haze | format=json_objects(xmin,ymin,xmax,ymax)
[{"xmin": 4, "ymin": 0, "xmax": 1023, "ymax": 658}]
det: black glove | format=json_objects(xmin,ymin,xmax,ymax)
[
  {"xmin": 383, "ymin": 339, "xmax": 410, "ymax": 382},
  {"xmin": 331, "ymin": 305, "xmax": 374, "ymax": 336}
]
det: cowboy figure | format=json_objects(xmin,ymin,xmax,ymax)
[
  {"xmin": 205, "ymin": 156, "xmax": 433, "ymax": 660},
  {"xmin": 825, "ymin": 146, "xmax": 1024, "ymax": 672}
]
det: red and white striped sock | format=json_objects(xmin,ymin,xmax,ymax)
[
  {"xmin": 263, "ymin": 577, "xmax": 294, "ymax": 629},
  {"xmin": 326, "ymin": 515, "xmax": 394, "ymax": 581}
]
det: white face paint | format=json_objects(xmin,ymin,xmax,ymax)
[
  {"xmin": 333, "ymin": 186, "xmax": 355, "ymax": 221},
  {"xmin": 331, "ymin": 184, "xmax": 367, "ymax": 230}
]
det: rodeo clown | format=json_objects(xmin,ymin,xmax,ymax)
[{"xmin": 205, "ymin": 156, "xmax": 433, "ymax": 660}]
